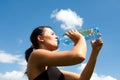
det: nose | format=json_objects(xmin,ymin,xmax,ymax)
[
  {"xmin": 55, "ymin": 35, "xmax": 58, "ymax": 39},
  {"xmin": 56, "ymin": 35, "xmax": 60, "ymax": 45}
]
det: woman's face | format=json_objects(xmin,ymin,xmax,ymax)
[{"xmin": 42, "ymin": 27, "xmax": 58, "ymax": 51}]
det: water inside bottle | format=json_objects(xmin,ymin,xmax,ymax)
[
  {"xmin": 58, "ymin": 27, "xmax": 101, "ymax": 45},
  {"xmin": 58, "ymin": 36, "xmax": 73, "ymax": 45}
]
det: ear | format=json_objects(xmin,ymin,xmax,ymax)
[{"xmin": 37, "ymin": 35, "xmax": 44, "ymax": 42}]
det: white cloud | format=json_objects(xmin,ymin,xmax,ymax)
[
  {"xmin": 51, "ymin": 9, "xmax": 83, "ymax": 30},
  {"xmin": 0, "ymin": 51, "xmax": 20, "ymax": 63},
  {"xmin": 0, "ymin": 71, "xmax": 28, "ymax": 80},
  {"xmin": 0, "ymin": 50, "xmax": 117, "ymax": 80},
  {"xmin": 91, "ymin": 73, "xmax": 117, "ymax": 80},
  {"xmin": 18, "ymin": 59, "xmax": 27, "ymax": 66},
  {"xmin": 0, "ymin": 50, "xmax": 27, "ymax": 68},
  {"xmin": 18, "ymin": 59, "xmax": 27, "ymax": 71},
  {"xmin": 77, "ymin": 63, "xmax": 117, "ymax": 80},
  {"xmin": 0, "ymin": 50, "xmax": 27, "ymax": 80},
  {"xmin": 78, "ymin": 63, "xmax": 86, "ymax": 71}
]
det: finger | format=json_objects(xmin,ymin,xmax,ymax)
[
  {"xmin": 73, "ymin": 29, "xmax": 77, "ymax": 32},
  {"xmin": 65, "ymin": 32, "xmax": 68, "ymax": 35},
  {"xmin": 65, "ymin": 30, "xmax": 73, "ymax": 38},
  {"xmin": 71, "ymin": 29, "xmax": 75, "ymax": 33},
  {"xmin": 68, "ymin": 29, "xmax": 75, "ymax": 35},
  {"xmin": 68, "ymin": 29, "xmax": 72, "ymax": 33},
  {"xmin": 96, "ymin": 38, "xmax": 103, "ymax": 46},
  {"xmin": 97, "ymin": 36, "xmax": 103, "ymax": 43},
  {"xmin": 65, "ymin": 32, "xmax": 69, "ymax": 36},
  {"xmin": 99, "ymin": 38, "xmax": 103, "ymax": 45},
  {"xmin": 90, "ymin": 40, "xmax": 95, "ymax": 44}
]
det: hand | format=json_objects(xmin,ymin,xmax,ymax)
[
  {"xmin": 65, "ymin": 29, "xmax": 84, "ymax": 44},
  {"xmin": 90, "ymin": 37, "xmax": 103, "ymax": 53}
]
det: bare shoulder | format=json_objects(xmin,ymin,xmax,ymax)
[
  {"xmin": 32, "ymin": 49, "xmax": 51, "ymax": 54},
  {"xmin": 30, "ymin": 49, "xmax": 52, "ymax": 61},
  {"xmin": 29, "ymin": 49, "xmax": 61, "ymax": 66},
  {"xmin": 31, "ymin": 49, "xmax": 52, "ymax": 57}
]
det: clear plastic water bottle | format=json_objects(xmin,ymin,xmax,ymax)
[{"xmin": 58, "ymin": 27, "xmax": 101, "ymax": 45}]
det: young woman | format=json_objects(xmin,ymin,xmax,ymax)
[{"xmin": 25, "ymin": 26, "xmax": 103, "ymax": 80}]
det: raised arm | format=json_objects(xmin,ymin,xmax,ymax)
[
  {"xmin": 29, "ymin": 29, "xmax": 87, "ymax": 66},
  {"xmin": 79, "ymin": 38, "xmax": 103, "ymax": 80},
  {"xmin": 61, "ymin": 38, "xmax": 103, "ymax": 80}
]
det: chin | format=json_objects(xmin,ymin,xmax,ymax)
[
  {"xmin": 47, "ymin": 42, "xmax": 59, "ymax": 51},
  {"xmin": 52, "ymin": 46, "xmax": 58, "ymax": 51},
  {"xmin": 50, "ymin": 45, "xmax": 58, "ymax": 51}
]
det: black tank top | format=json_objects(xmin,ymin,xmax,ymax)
[{"xmin": 34, "ymin": 67, "xmax": 65, "ymax": 80}]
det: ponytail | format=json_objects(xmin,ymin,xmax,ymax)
[{"xmin": 25, "ymin": 46, "xmax": 34, "ymax": 62}]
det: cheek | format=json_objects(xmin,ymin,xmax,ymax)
[
  {"xmin": 44, "ymin": 37, "xmax": 53, "ymax": 42},
  {"xmin": 45, "ymin": 39, "xmax": 56, "ymax": 45},
  {"xmin": 44, "ymin": 36, "xmax": 53, "ymax": 45},
  {"xmin": 43, "ymin": 35, "xmax": 58, "ymax": 46},
  {"xmin": 44, "ymin": 37, "xmax": 58, "ymax": 46},
  {"xmin": 44, "ymin": 40, "xmax": 58, "ymax": 51}
]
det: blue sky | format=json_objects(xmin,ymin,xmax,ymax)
[{"xmin": 0, "ymin": 0, "xmax": 120, "ymax": 80}]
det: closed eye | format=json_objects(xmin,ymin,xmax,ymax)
[{"xmin": 51, "ymin": 32, "xmax": 55, "ymax": 35}]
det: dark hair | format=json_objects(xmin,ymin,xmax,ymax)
[{"xmin": 25, "ymin": 26, "xmax": 52, "ymax": 62}]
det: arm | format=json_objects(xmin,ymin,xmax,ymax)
[
  {"xmin": 61, "ymin": 38, "xmax": 103, "ymax": 80},
  {"xmin": 79, "ymin": 38, "xmax": 103, "ymax": 80},
  {"xmin": 29, "ymin": 30, "xmax": 87, "ymax": 66}
]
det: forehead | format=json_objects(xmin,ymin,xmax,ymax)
[{"xmin": 44, "ymin": 27, "xmax": 54, "ymax": 33}]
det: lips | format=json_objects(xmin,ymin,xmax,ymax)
[
  {"xmin": 57, "ymin": 39, "xmax": 60, "ymax": 45},
  {"xmin": 54, "ymin": 39, "xmax": 59, "ymax": 44}
]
